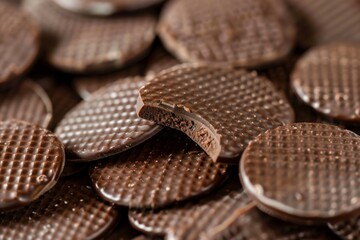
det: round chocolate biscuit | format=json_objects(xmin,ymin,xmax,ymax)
[
  {"xmin": 329, "ymin": 215, "xmax": 360, "ymax": 240},
  {"xmin": 0, "ymin": 120, "xmax": 65, "ymax": 211},
  {"xmin": 145, "ymin": 45, "xmax": 180, "ymax": 79},
  {"xmin": 0, "ymin": 177, "xmax": 118, "ymax": 239},
  {"xmin": 286, "ymin": 0, "xmax": 360, "ymax": 48},
  {"xmin": 158, "ymin": 0, "xmax": 296, "ymax": 67},
  {"xmin": 24, "ymin": 0, "xmax": 156, "ymax": 73},
  {"xmin": 0, "ymin": 2, "xmax": 39, "ymax": 88},
  {"xmin": 56, "ymin": 77, "xmax": 161, "ymax": 161},
  {"xmin": 291, "ymin": 43, "xmax": 360, "ymax": 124},
  {"xmin": 137, "ymin": 64, "xmax": 294, "ymax": 162},
  {"xmin": 74, "ymin": 64, "xmax": 143, "ymax": 100},
  {"xmin": 89, "ymin": 130, "xmax": 228, "ymax": 208},
  {"xmin": 0, "ymin": 81, "xmax": 52, "ymax": 128},
  {"xmin": 52, "ymin": 0, "xmax": 164, "ymax": 15},
  {"xmin": 240, "ymin": 123, "xmax": 360, "ymax": 224}
]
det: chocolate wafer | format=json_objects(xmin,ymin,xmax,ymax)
[
  {"xmin": 52, "ymin": 0, "xmax": 164, "ymax": 15},
  {"xmin": 24, "ymin": 0, "xmax": 156, "ymax": 73},
  {"xmin": 240, "ymin": 123, "xmax": 360, "ymax": 224},
  {"xmin": 0, "ymin": 120, "xmax": 65, "ymax": 211},
  {"xmin": 329, "ymin": 215, "xmax": 360, "ymax": 240},
  {"xmin": 137, "ymin": 64, "xmax": 294, "ymax": 162},
  {"xmin": 0, "ymin": 176, "xmax": 118, "ymax": 239},
  {"xmin": 0, "ymin": 2, "xmax": 39, "ymax": 88},
  {"xmin": 56, "ymin": 77, "xmax": 161, "ymax": 161},
  {"xmin": 158, "ymin": 0, "xmax": 296, "ymax": 67},
  {"xmin": 291, "ymin": 43, "xmax": 360, "ymax": 124},
  {"xmin": 90, "ymin": 130, "xmax": 228, "ymax": 208},
  {"xmin": 0, "ymin": 80, "xmax": 52, "ymax": 129}
]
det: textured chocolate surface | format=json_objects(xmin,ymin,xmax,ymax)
[
  {"xmin": 24, "ymin": 0, "xmax": 156, "ymax": 73},
  {"xmin": 52, "ymin": 0, "xmax": 164, "ymax": 15},
  {"xmin": 291, "ymin": 43, "xmax": 360, "ymax": 124},
  {"xmin": 0, "ymin": 177, "xmax": 118, "ymax": 239},
  {"xmin": 74, "ymin": 65, "xmax": 143, "ymax": 100},
  {"xmin": 90, "ymin": 130, "xmax": 228, "ymax": 208},
  {"xmin": 286, "ymin": 0, "xmax": 360, "ymax": 48},
  {"xmin": 0, "ymin": 2, "xmax": 39, "ymax": 87},
  {"xmin": 0, "ymin": 81, "xmax": 52, "ymax": 128},
  {"xmin": 56, "ymin": 77, "xmax": 161, "ymax": 161},
  {"xmin": 158, "ymin": 0, "xmax": 296, "ymax": 67},
  {"xmin": 329, "ymin": 215, "xmax": 360, "ymax": 240},
  {"xmin": 240, "ymin": 123, "xmax": 360, "ymax": 223},
  {"xmin": 145, "ymin": 45, "xmax": 180, "ymax": 78},
  {"xmin": 0, "ymin": 120, "xmax": 65, "ymax": 211},
  {"xmin": 137, "ymin": 64, "xmax": 294, "ymax": 162}
]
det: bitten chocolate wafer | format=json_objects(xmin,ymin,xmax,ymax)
[
  {"xmin": 56, "ymin": 77, "xmax": 161, "ymax": 161},
  {"xmin": 52, "ymin": 0, "xmax": 164, "ymax": 15},
  {"xmin": 0, "ymin": 81, "xmax": 52, "ymax": 128},
  {"xmin": 0, "ymin": 2, "xmax": 39, "ymax": 88},
  {"xmin": 0, "ymin": 177, "xmax": 118, "ymax": 239},
  {"xmin": 158, "ymin": 0, "xmax": 296, "ymax": 67},
  {"xmin": 90, "ymin": 130, "xmax": 228, "ymax": 208},
  {"xmin": 240, "ymin": 123, "xmax": 360, "ymax": 224},
  {"xmin": 291, "ymin": 43, "xmax": 360, "ymax": 124},
  {"xmin": 24, "ymin": 0, "xmax": 156, "ymax": 73},
  {"xmin": 0, "ymin": 120, "xmax": 64, "ymax": 211},
  {"xmin": 137, "ymin": 64, "xmax": 294, "ymax": 162}
]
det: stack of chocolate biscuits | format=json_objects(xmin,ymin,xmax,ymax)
[{"xmin": 0, "ymin": 0, "xmax": 359, "ymax": 239}]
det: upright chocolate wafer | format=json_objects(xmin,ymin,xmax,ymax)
[
  {"xmin": 0, "ymin": 2, "xmax": 39, "ymax": 88},
  {"xmin": 158, "ymin": 0, "xmax": 296, "ymax": 67},
  {"xmin": 56, "ymin": 77, "xmax": 161, "ymax": 161},
  {"xmin": 90, "ymin": 130, "xmax": 228, "ymax": 208},
  {"xmin": 137, "ymin": 64, "xmax": 294, "ymax": 162},
  {"xmin": 240, "ymin": 123, "xmax": 360, "ymax": 224},
  {"xmin": 0, "ymin": 120, "xmax": 64, "ymax": 211},
  {"xmin": 24, "ymin": 0, "xmax": 156, "ymax": 73}
]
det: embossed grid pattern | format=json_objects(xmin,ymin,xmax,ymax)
[
  {"xmin": 138, "ymin": 64, "xmax": 294, "ymax": 160},
  {"xmin": 145, "ymin": 46, "xmax": 180, "ymax": 78},
  {"xmin": 0, "ymin": 178, "xmax": 118, "ymax": 240},
  {"xmin": 90, "ymin": 131, "xmax": 228, "ymax": 208},
  {"xmin": 0, "ymin": 2, "xmax": 39, "ymax": 85},
  {"xmin": 286, "ymin": 0, "xmax": 360, "ymax": 47},
  {"xmin": 74, "ymin": 64, "xmax": 143, "ymax": 100},
  {"xmin": 292, "ymin": 43, "xmax": 360, "ymax": 123},
  {"xmin": 329, "ymin": 215, "xmax": 360, "ymax": 240},
  {"xmin": 0, "ymin": 121, "xmax": 64, "ymax": 210},
  {"xmin": 241, "ymin": 123, "xmax": 360, "ymax": 221},
  {"xmin": 56, "ymin": 77, "xmax": 161, "ymax": 161},
  {"xmin": 159, "ymin": 0, "xmax": 295, "ymax": 67},
  {"xmin": 0, "ymin": 81, "xmax": 52, "ymax": 128},
  {"xmin": 24, "ymin": 0, "xmax": 156, "ymax": 72}
]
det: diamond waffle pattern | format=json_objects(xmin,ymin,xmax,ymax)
[
  {"xmin": 138, "ymin": 64, "xmax": 294, "ymax": 161},
  {"xmin": 159, "ymin": 0, "xmax": 296, "ymax": 67},
  {"xmin": 90, "ymin": 130, "xmax": 228, "ymax": 208},
  {"xmin": 329, "ymin": 215, "xmax": 360, "ymax": 240},
  {"xmin": 292, "ymin": 43, "xmax": 360, "ymax": 123},
  {"xmin": 0, "ymin": 121, "xmax": 64, "ymax": 210},
  {"xmin": 0, "ymin": 2, "xmax": 39, "ymax": 85},
  {"xmin": 0, "ymin": 178, "xmax": 118, "ymax": 240},
  {"xmin": 24, "ymin": 0, "xmax": 156, "ymax": 72},
  {"xmin": 241, "ymin": 123, "xmax": 360, "ymax": 223},
  {"xmin": 56, "ymin": 77, "xmax": 161, "ymax": 161},
  {"xmin": 0, "ymin": 81, "xmax": 52, "ymax": 128}
]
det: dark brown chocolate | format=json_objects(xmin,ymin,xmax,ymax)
[
  {"xmin": 56, "ymin": 77, "xmax": 161, "ymax": 161},
  {"xmin": 145, "ymin": 45, "xmax": 180, "ymax": 79},
  {"xmin": 158, "ymin": 0, "xmax": 296, "ymax": 67},
  {"xmin": 90, "ymin": 130, "xmax": 228, "ymax": 208},
  {"xmin": 137, "ymin": 64, "xmax": 294, "ymax": 162},
  {"xmin": 0, "ymin": 120, "xmax": 65, "ymax": 211},
  {"xmin": 328, "ymin": 215, "xmax": 360, "ymax": 240},
  {"xmin": 240, "ymin": 123, "xmax": 360, "ymax": 224}
]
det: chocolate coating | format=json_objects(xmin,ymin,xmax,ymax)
[
  {"xmin": 329, "ymin": 215, "xmax": 360, "ymax": 240},
  {"xmin": 0, "ymin": 120, "xmax": 65, "ymax": 211},
  {"xmin": 158, "ymin": 0, "xmax": 296, "ymax": 67},
  {"xmin": 240, "ymin": 123, "xmax": 360, "ymax": 224},
  {"xmin": 56, "ymin": 77, "xmax": 161, "ymax": 161},
  {"xmin": 90, "ymin": 130, "xmax": 228, "ymax": 208},
  {"xmin": 137, "ymin": 64, "xmax": 294, "ymax": 162},
  {"xmin": 24, "ymin": 0, "xmax": 156, "ymax": 73}
]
